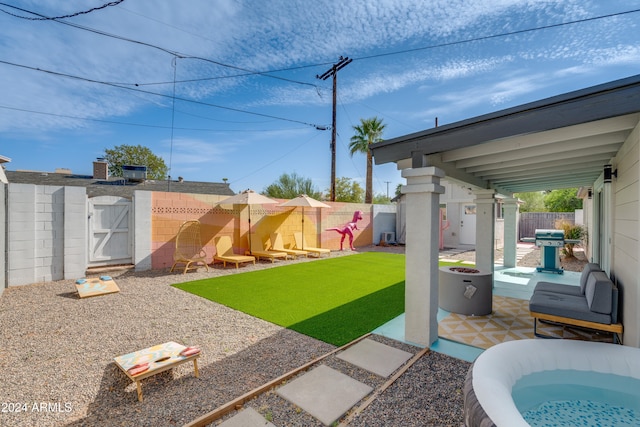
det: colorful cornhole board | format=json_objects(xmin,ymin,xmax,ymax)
[
  {"xmin": 75, "ymin": 276, "xmax": 120, "ymax": 298},
  {"xmin": 114, "ymin": 341, "xmax": 201, "ymax": 402}
]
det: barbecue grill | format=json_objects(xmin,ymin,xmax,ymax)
[{"xmin": 534, "ymin": 229, "xmax": 565, "ymax": 274}]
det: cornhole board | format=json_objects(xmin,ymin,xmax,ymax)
[
  {"xmin": 75, "ymin": 277, "xmax": 120, "ymax": 298},
  {"xmin": 114, "ymin": 341, "xmax": 200, "ymax": 402}
]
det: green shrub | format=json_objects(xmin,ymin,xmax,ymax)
[{"xmin": 555, "ymin": 220, "xmax": 584, "ymax": 258}]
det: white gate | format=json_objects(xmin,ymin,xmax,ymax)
[{"xmin": 88, "ymin": 196, "xmax": 133, "ymax": 266}]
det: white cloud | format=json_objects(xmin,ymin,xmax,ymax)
[{"xmin": 0, "ymin": 0, "xmax": 632, "ymax": 135}]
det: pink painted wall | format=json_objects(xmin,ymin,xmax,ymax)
[{"xmin": 151, "ymin": 191, "xmax": 372, "ymax": 269}]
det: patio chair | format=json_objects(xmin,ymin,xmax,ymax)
[
  {"xmin": 170, "ymin": 220, "xmax": 209, "ymax": 274},
  {"xmin": 293, "ymin": 232, "xmax": 330, "ymax": 257},
  {"xmin": 213, "ymin": 235, "xmax": 256, "ymax": 268},
  {"xmin": 250, "ymin": 234, "xmax": 291, "ymax": 262},
  {"xmin": 270, "ymin": 232, "xmax": 309, "ymax": 258}
]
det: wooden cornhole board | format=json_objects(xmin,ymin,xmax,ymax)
[
  {"xmin": 114, "ymin": 341, "xmax": 200, "ymax": 402},
  {"xmin": 75, "ymin": 277, "xmax": 120, "ymax": 298}
]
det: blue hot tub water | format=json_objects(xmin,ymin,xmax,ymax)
[{"xmin": 512, "ymin": 370, "xmax": 640, "ymax": 427}]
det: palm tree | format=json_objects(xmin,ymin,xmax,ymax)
[{"xmin": 349, "ymin": 117, "xmax": 386, "ymax": 203}]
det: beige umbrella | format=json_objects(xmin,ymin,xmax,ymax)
[
  {"xmin": 278, "ymin": 194, "xmax": 330, "ymax": 249},
  {"xmin": 218, "ymin": 189, "xmax": 278, "ymax": 252}
]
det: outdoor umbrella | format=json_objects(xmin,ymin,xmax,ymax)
[
  {"xmin": 218, "ymin": 189, "xmax": 278, "ymax": 253},
  {"xmin": 278, "ymin": 194, "xmax": 330, "ymax": 249}
]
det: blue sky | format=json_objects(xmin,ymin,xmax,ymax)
[{"xmin": 1, "ymin": 0, "xmax": 639, "ymax": 198}]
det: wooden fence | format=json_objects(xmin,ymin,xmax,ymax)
[{"xmin": 519, "ymin": 212, "xmax": 575, "ymax": 240}]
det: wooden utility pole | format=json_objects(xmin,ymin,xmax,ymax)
[{"xmin": 317, "ymin": 56, "xmax": 352, "ymax": 201}]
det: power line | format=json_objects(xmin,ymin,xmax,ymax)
[
  {"xmin": 0, "ymin": 0, "xmax": 125, "ymax": 20},
  {"xmin": 72, "ymin": 8, "xmax": 640, "ymax": 88},
  {"xmin": 3, "ymin": 2, "xmax": 634, "ymax": 91},
  {"xmin": 0, "ymin": 104, "xmax": 308, "ymax": 133},
  {"xmin": 352, "ymin": 8, "xmax": 640, "ymax": 63},
  {"xmin": 0, "ymin": 2, "xmax": 316, "ymax": 88},
  {"xmin": 0, "ymin": 59, "xmax": 329, "ymax": 129}
]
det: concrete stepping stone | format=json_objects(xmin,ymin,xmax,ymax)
[
  {"xmin": 218, "ymin": 407, "xmax": 275, "ymax": 427},
  {"xmin": 337, "ymin": 338, "xmax": 413, "ymax": 377},
  {"xmin": 276, "ymin": 364, "xmax": 372, "ymax": 426}
]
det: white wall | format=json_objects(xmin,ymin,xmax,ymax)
[
  {"xmin": 0, "ymin": 184, "xmax": 5, "ymax": 292},
  {"xmin": 372, "ymin": 204, "xmax": 397, "ymax": 244},
  {"xmin": 8, "ymin": 184, "xmax": 62, "ymax": 285},
  {"xmin": 133, "ymin": 191, "xmax": 152, "ymax": 271},
  {"xmin": 611, "ymin": 122, "xmax": 640, "ymax": 347},
  {"xmin": 8, "ymin": 183, "xmax": 87, "ymax": 285},
  {"xmin": 441, "ymin": 181, "xmax": 475, "ymax": 248}
]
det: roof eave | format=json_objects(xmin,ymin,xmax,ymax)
[{"xmin": 372, "ymin": 74, "xmax": 640, "ymax": 165}]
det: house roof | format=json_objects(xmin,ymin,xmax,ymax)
[
  {"xmin": 371, "ymin": 74, "xmax": 640, "ymax": 196},
  {"xmin": 5, "ymin": 170, "xmax": 235, "ymax": 198}
]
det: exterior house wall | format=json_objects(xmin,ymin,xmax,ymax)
[
  {"xmin": 611, "ymin": 122, "xmax": 640, "ymax": 347},
  {"xmin": 396, "ymin": 180, "xmax": 505, "ymax": 250},
  {"xmin": 440, "ymin": 181, "xmax": 475, "ymax": 248},
  {"xmin": 494, "ymin": 217, "xmax": 505, "ymax": 249}
]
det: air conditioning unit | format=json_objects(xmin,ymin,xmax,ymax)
[
  {"xmin": 380, "ymin": 232, "xmax": 396, "ymax": 245},
  {"xmin": 122, "ymin": 165, "xmax": 147, "ymax": 182}
]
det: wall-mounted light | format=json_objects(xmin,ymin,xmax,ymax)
[
  {"xmin": 588, "ymin": 189, "xmax": 593, "ymax": 199},
  {"xmin": 604, "ymin": 164, "xmax": 618, "ymax": 183}
]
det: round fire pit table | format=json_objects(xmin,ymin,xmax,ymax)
[{"xmin": 439, "ymin": 266, "xmax": 493, "ymax": 315}]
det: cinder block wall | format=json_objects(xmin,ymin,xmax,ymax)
[
  {"xmin": 150, "ymin": 192, "xmax": 231, "ymax": 270},
  {"xmin": 0, "ymin": 184, "xmax": 5, "ymax": 291},
  {"xmin": 3, "ymin": 185, "xmax": 385, "ymax": 285},
  {"xmin": 8, "ymin": 183, "xmax": 65, "ymax": 285},
  {"xmin": 150, "ymin": 192, "xmax": 377, "ymax": 268}
]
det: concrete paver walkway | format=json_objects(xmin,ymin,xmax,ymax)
[
  {"xmin": 218, "ymin": 407, "xmax": 275, "ymax": 427},
  {"xmin": 277, "ymin": 364, "xmax": 373, "ymax": 426},
  {"xmin": 221, "ymin": 337, "xmax": 415, "ymax": 426},
  {"xmin": 337, "ymin": 338, "xmax": 413, "ymax": 377}
]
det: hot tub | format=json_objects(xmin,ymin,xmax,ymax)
[{"xmin": 463, "ymin": 339, "xmax": 640, "ymax": 427}]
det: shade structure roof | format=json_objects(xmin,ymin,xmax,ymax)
[
  {"xmin": 278, "ymin": 194, "xmax": 331, "ymax": 209},
  {"xmin": 371, "ymin": 74, "xmax": 640, "ymax": 195}
]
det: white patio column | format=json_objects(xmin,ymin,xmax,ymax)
[
  {"xmin": 502, "ymin": 198, "xmax": 519, "ymax": 268},
  {"xmin": 473, "ymin": 190, "xmax": 496, "ymax": 273},
  {"xmin": 401, "ymin": 166, "xmax": 445, "ymax": 347}
]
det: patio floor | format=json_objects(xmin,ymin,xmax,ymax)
[{"xmin": 375, "ymin": 244, "xmax": 583, "ymax": 362}]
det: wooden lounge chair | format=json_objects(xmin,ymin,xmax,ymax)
[
  {"xmin": 170, "ymin": 220, "xmax": 209, "ymax": 274},
  {"xmin": 270, "ymin": 232, "xmax": 308, "ymax": 258},
  {"xmin": 293, "ymin": 232, "xmax": 330, "ymax": 257},
  {"xmin": 250, "ymin": 234, "xmax": 290, "ymax": 262},
  {"xmin": 213, "ymin": 235, "xmax": 256, "ymax": 268}
]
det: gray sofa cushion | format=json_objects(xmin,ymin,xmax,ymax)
[
  {"xmin": 585, "ymin": 271, "xmax": 613, "ymax": 315},
  {"xmin": 580, "ymin": 263, "xmax": 602, "ymax": 293},
  {"xmin": 529, "ymin": 291, "xmax": 612, "ymax": 324},
  {"xmin": 534, "ymin": 281, "xmax": 582, "ymax": 296},
  {"xmin": 533, "ymin": 262, "xmax": 601, "ymax": 296}
]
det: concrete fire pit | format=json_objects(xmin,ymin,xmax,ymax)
[{"xmin": 439, "ymin": 266, "xmax": 493, "ymax": 315}]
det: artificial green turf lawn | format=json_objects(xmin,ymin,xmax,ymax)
[{"xmin": 173, "ymin": 252, "xmax": 470, "ymax": 346}]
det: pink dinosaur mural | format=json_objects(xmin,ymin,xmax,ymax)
[{"xmin": 326, "ymin": 210, "xmax": 364, "ymax": 250}]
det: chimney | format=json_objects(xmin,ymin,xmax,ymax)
[{"xmin": 93, "ymin": 158, "xmax": 108, "ymax": 180}]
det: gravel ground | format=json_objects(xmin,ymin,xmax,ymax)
[{"xmin": 0, "ymin": 244, "xmax": 583, "ymax": 427}]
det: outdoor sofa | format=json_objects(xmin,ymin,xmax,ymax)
[{"xmin": 529, "ymin": 262, "xmax": 623, "ymax": 343}]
